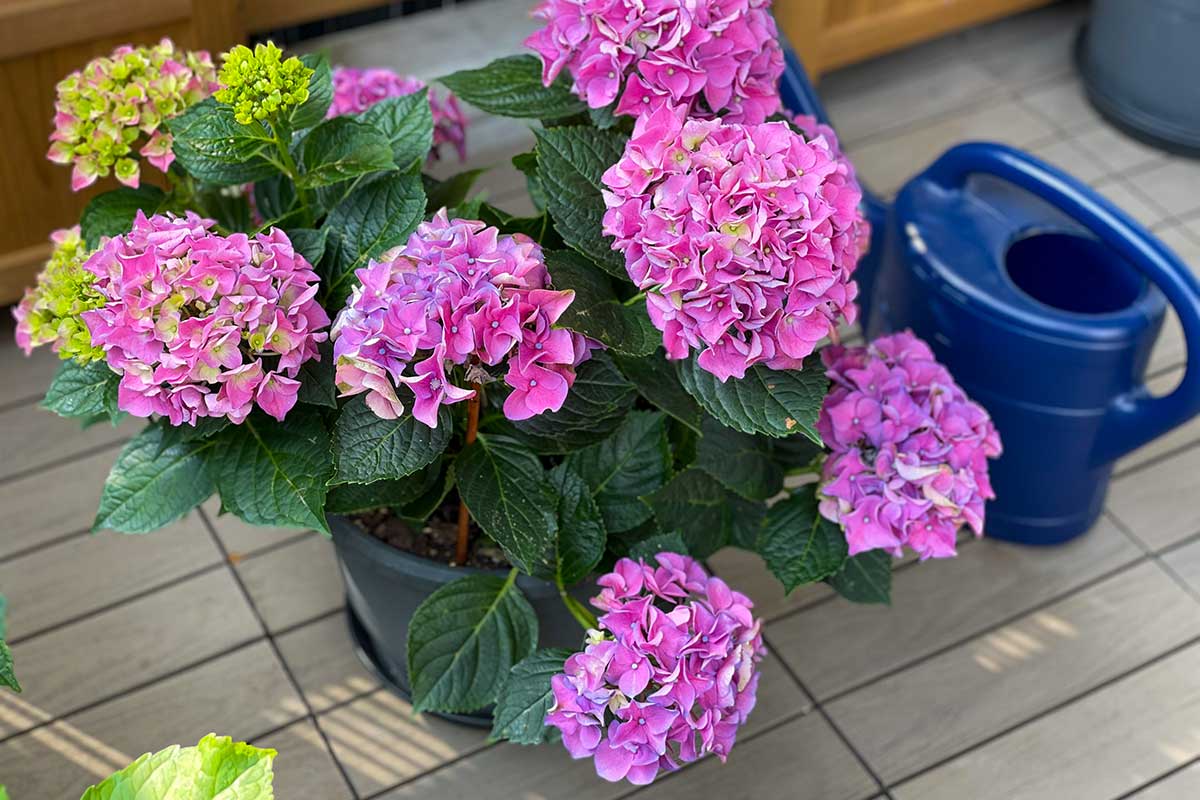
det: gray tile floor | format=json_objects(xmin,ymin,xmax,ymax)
[{"xmin": 4, "ymin": 1, "xmax": 1200, "ymax": 797}]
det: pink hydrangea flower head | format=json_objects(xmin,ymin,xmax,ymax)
[
  {"xmin": 80, "ymin": 212, "xmax": 330, "ymax": 426},
  {"xmin": 13, "ymin": 226, "xmax": 105, "ymax": 363},
  {"xmin": 602, "ymin": 106, "xmax": 870, "ymax": 381},
  {"xmin": 47, "ymin": 38, "xmax": 218, "ymax": 191},
  {"xmin": 525, "ymin": 0, "xmax": 784, "ymax": 123},
  {"xmin": 816, "ymin": 330, "xmax": 1003, "ymax": 560},
  {"xmin": 546, "ymin": 553, "xmax": 764, "ymax": 785},
  {"xmin": 328, "ymin": 66, "xmax": 468, "ymax": 162},
  {"xmin": 331, "ymin": 210, "xmax": 595, "ymax": 427}
]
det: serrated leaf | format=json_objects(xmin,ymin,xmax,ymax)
[
  {"xmin": 254, "ymin": 175, "xmax": 297, "ymax": 221},
  {"xmin": 210, "ymin": 408, "xmax": 333, "ymax": 533},
  {"xmin": 491, "ymin": 648, "xmax": 571, "ymax": 744},
  {"xmin": 360, "ymin": 91, "xmax": 434, "ymax": 171},
  {"xmin": 424, "ymin": 167, "xmax": 487, "ymax": 213},
  {"xmin": 627, "ymin": 530, "xmax": 688, "ymax": 562},
  {"xmin": 299, "ymin": 117, "xmax": 395, "ymax": 188},
  {"xmin": 535, "ymin": 126, "xmax": 629, "ymax": 278},
  {"xmin": 547, "ymin": 464, "xmax": 606, "ymax": 585},
  {"xmin": 321, "ymin": 172, "xmax": 426, "ymax": 307},
  {"xmin": 828, "ymin": 550, "xmax": 893, "ymax": 605},
  {"xmin": 290, "ymin": 52, "xmax": 333, "ymax": 130},
  {"xmin": 676, "ymin": 356, "xmax": 828, "ymax": 443},
  {"xmin": 156, "ymin": 416, "xmax": 230, "ymax": 457},
  {"xmin": 611, "ymin": 350, "xmax": 701, "ymax": 432},
  {"xmin": 438, "ymin": 55, "xmax": 585, "ymax": 119},
  {"xmin": 0, "ymin": 640, "xmax": 17, "ymax": 693},
  {"xmin": 588, "ymin": 102, "xmax": 619, "ymax": 130},
  {"xmin": 407, "ymin": 572, "xmax": 538, "ymax": 713},
  {"xmin": 546, "ymin": 250, "xmax": 657, "ymax": 355},
  {"xmin": 295, "ymin": 340, "xmax": 336, "ymax": 408},
  {"xmin": 695, "ymin": 416, "xmax": 783, "ymax": 501},
  {"xmin": 79, "ymin": 733, "xmax": 276, "ymax": 800},
  {"xmin": 477, "ymin": 203, "xmax": 556, "ymax": 245},
  {"xmin": 81, "ymin": 186, "xmax": 166, "ymax": 248},
  {"xmin": 326, "ymin": 460, "xmax": 442, "ymax": 514},
  {"xmin": 507, "ymin": 351, "xmax": 635, "ymax": 454},
  {"xmin": 456, "ymin": 433, "xmax": 558, "ymax": 574},
  {"xmin": 286, "ymin": 227, "xmax": 329, "ymax": 267},
  {"xmin": 0, "ymin": 595, "xmax": 8, "ymax": 640},
  {"xmin": 41, "ymin": 360, "xmax": 121, "ymax": 422},
  {"xmin": 644, "ymin": 468, "xmax": 765, "ymax": 558},
  {"xmin": 757, "ymin": 484, "xmax": 848, "ymax": 593},
  {"xmin": 564, "ymin": 410, "xmax": 670, "ymax": 533},
  {"xmin": 167, "ymin": 98, "xmax": 278, "ymax": 185},
  {"xmin": 332, "ymin": 396, "xmax": 451, "ymax": 484},
  {"xmin": 95, "ymin": 425, "xmax": 214, "ymax": 533}
]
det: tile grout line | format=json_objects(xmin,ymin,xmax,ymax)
[
  {"xmin": 0, "ymin": 438, "xmax": 128, "ymax": 488},
  {"xmin": 196, "ymin": 506, "xmax": 363, "ymax": 800},
  {"xmin": 1112, "ymin": 435, "xmax": 1200, "ymax": 481},
  {"xmin": 1103, "ymin": 510, "xmax": 1200, "ymax": 607},
  {"xmin": 0, "ymin": 393, "xmax": 49, "ymax": 416},
  {"xmin": 359, "ymin": 738, "xmax": 499, "ymax": 800},
  {"xmin": 1112, "ymin": 752, "xmax": 1200, "ymax": 800}
]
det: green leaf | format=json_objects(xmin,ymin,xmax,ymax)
[
  {"xmin": 95, "ymin": 425, "xmax": 214, "ymax": 533},
  {"xmin": 695, "ymin": 416, "xmax": 783, "ymax": 501},
  {"xmin": 0, "ymin": 595, "xmax": 8, "ymax": 640},
  {"xmin": 41, "ymin": 360, "xmax": 121, "ymax": 422},
  {"xmin": 295, "ymin": 340, "xmax": 336, "ymax": 408},
  {"xmin": 438, "ymin": 55, "xmax": 585, "ymax": 119},
  {"xmin": 167, "ymin": 98, "xmax": 278, "ymax": 185},
  {"xmin": 506, "ymin": 351, "xmax": 636, "ymax": 454},
  {"xmin": 757, "ymin": 484, "xmax": 848, "ymax": 593},
  {"xmin": 321, "ymin": 172, "xmax": 426, "ymax": 307},
  {"xmin": 298, "ymin": 117, "xmax": 395, "ymax": 188},
  {"xmin": 407, "ymin": 571, "xmax": 538, "ymax": 713},
  {"xmin": 511, "ymin": 151, "xmax": 547, "ymax": 211},
  {"xmin": 331, "ymin": 396, "xmax": 452, "ymax": 485},
  {"xmin": 644, "ymin": 468, "xmax": 765, "ymax": 557},
  {"xmin": 564, "ymin": 410, "xmax": 670, "ymax": 533},
  {"xmin": 156, "ymin": 416, "xmax": 229, "ymax": 457},
  {"xmin": 772, "ymin": 433, "xmax": 824, "ymax": 472},
  {"xmin": 456, "ymin": 433, "xmax": 558, "ymax": 574},
  {"xmin": 491, "ymin": 648, "xmax": 571, "ymax": 744},
  {"xmin": 477, "ymin": 203, "xmax": 557, "ymax": 245},
  {"xmin": 198, "ymin": 185, "xmax": 253, "ymax": 232},
  {"xmin": 325, "ymin": 460, "xmax": 442, "ymax": 514},
  {"xmin": 545, "ymin": 250, "xmax": 657, "ymax": 356},
  {"xmin": 0, "ymin": 640, "xmax": 18, "ymax": 694},
  {"xmin": 396, "ymin": 460, "xmax": 453, "ymax": 521},
  {"xmin": 253, "ymin": 175, "xmax": 297, "ymax": 221},
  {"xmin": 676, "ymin": 356, "xmax": 828, "ymax": 443},
  {"xmin": 360, "ymin": 91, "xmax": 434, "ymax": 171},
  {"xmin": 287, "ymin": 227, "xmax": 329, "ymax": 267},
  {"xmin": 210, "ymin": 408, "xmax": 333, "ymax": 533},
  {"xmin": 534, "ymin": 126, "xmax": 629, "ymax": 278},
  {"xmin": 79, "ymin": 733, "xmax": 276, "ymax": 800},
  {"xmin": 588, "ymin": 103, "xmax": 619, "ymax": 130},
  {"xmin": 828, "ymin": 550, "xmax": 893, "ymax": 605},
  {"xmin": 424, "ymin": 167, "xmax": 487, "ymax": 213},
  {"xmin": 611, "ymin": 350, "xmax": 701, "ymax": 432},
  {"xmin": 627, "ymin": 530, "xmax": 688, "ymax": 562},
  {"xmin": 547, "ymin": 464, "xmax": 606, "ymax": 585},
  {"xmin": 81, "ymin": 186, "xmax": 166, "ymax": 248},
  {"xmin": 290, "ymin": 52, "xmax": 333, "ymax": 130}
]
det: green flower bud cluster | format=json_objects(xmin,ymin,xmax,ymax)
[
  {"xmin": 13, "ymin": 227, "xmax": 105, "ymax": 364},
  {"xmin": 215, "ymin": 43, "xmax": 313, "ymax": 126}
]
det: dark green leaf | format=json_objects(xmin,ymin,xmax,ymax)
[
  {"xmin": 588, "ymin": 103, "xmax": 619, "ymax": 130},
  {"xmin": 321, "ymin": 172, "xmax": 426, "ymax": 307},
  {"xmin": 299, "ymin": 117, "xmax": 395, "ymax": 188},
  {"xmin": 294, "ymin": 340, "xmax": 336, "ymax": 408},
  {"xmin": 695, "ymin": 416, "xmax": 783, "ymax": 501},
  {"xmin": 197, "ymin": 185, "xmax": 252, "ymax": 232},
  {"xmin": 506, "ymin": 351, "xmax": 636, "ymax": 454},
  {"xmin": 439, "ymin": 55, "xmax": 585, "ymax": 119},
  {"xmin": 326, "ymin": 460, "xmax": 443, "ymax": 514},
  {"xmin": 534, "ymin": 126, "xmax": 629, "ymax": 278},
  {"xmin": 360, "ymin": 91, "xmax": 434, "ymax": 171},
  {"xmin": 424, "ymin": 168, "xmax": 487, "ymax": 213},
  {"xmin": 547, "ymin": 464, "xmax": 606, "ymax": 585},
  {"xmin": 564, "ymin": 410, "xmax": 670, "ymax": 533},
  {"xmin": 166, "ymin": 98, "xmax": 277, "ymax": 185},
  {"xmin": 94, "ymin": 425, "xmax": 214, "ymax": 533},
  {"xmin": 407, "ymin": 572, "xmax": 538, "ymax": 713},
  {"xmin": 627, "ymin": 531, "xmax": 688, "ymax": 562},
  {"xmin": 477, "ymin": 203, "xmax": 556, "ymax": 245},
  {"xmin": 290, "ymin": 52, "xmax": 334, "ymax": 129},
  {"xmin": 676, "ymin": 356, "xmax": 828, "ymax": 443},
  {"xmin": 0, "ymin": 640, "xmax": 18, "ymax": 693},
  {"xmin": 772, "ymin": 434, "xmax": 824, "ymax": 472},
  {"xmin": 511, "ymin": 151, "xmax": 546, "ymax": 211},
  {"xmin": 41, "ymin": 360, "xmax": 121, "ymax": 422},
  {"xmin": 546, "ymin": 250, "xmax": 657, "ymax": 355},
  {"xmin": 210, "ymin": 408, "xmax": 333, "ymax": 532},
  {"xmin": 156, "ymin": 416, "xmax": 230, "ymax": 456},
  {"xmin": 396, "ymin": 460, "xmax": 453, "ymax": 521},
  {"xmin": 491, "ymin": 648, "xmax": 571, "ymax": 744},
  {"xmin": 456, "ymin": 433, "xmax": 558, "ymax": 575},
  {"xmin": 332, "ymin": 395, "xmax": 452, "ymax": 484},
  {"xmin": 644, "ymin": 468, "xmax": 765, "ymax": 557},
  {"xmin": 253, "ymin": 175, "xmax": 297, "ymax": 221},
  {"xmin": 287, "ymin": 227, "xmax": 329, "ymax": 267},
  {"xmin": 80, "ymin": 186, "xmax": 166, "ymax": 248},
  {"xmin": 611, "ymin": 350, "xmax": 701, "ymax": 432},
  {"xmin": 757, "ymin": 484, "xmax": 848, "ymax": 593},
  {"xmin": 828, "ymin": 550, "xmax": 893, "ymax": 605}
]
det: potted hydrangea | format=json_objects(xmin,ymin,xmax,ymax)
[{"xmin": 13, "ymin": 0, "xmax": 1001, "ymax": 786}]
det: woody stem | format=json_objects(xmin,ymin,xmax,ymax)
[{"xmin": 454, "ymin": 383, "xmax": 482, "ymax": 566}]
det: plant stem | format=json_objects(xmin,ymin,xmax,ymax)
[
  {"xmin": 270, "ymin": 123, "xmax": 313, "ymax": 225},
  {"xmin": 557, "ymin": 576, "xmax": 599, "ymax": 631},
  {"xmin": 454, "ymin": 383, "xmax": 483, "ymax": 566}
]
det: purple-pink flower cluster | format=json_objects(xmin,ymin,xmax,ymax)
[
  {"xmin": 602, "ymin": 106, "xmax": 868, "ymax": 381},
  {"xmin": 328, "ymin": 66, "xmax": 468, "ymax": 162},
  {"xmin": 816, "ymin": 331, "xmax": 1002, "ymax": 560},
  {"xmin": 331, "ymin": 210, "xmax": 594, "ymax": 427},
  {"xmin": 547, "ymin": 554, "xmax": 763, "ymax": 785},
  {"xmin": 81, "ymin": 211, "xmax": 330, "ymax": 426},
  {"xmin": 526, "ymin": 0, "xmax": 783, "ymax": 123}
]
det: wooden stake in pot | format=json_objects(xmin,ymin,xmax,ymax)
[{"xmin": 454, "ymin": 383, "xmax": 482, "ymax": 565}]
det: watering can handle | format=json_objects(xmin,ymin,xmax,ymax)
[{"xmin": 925, "ymin": 142, "xmax": 1200, "ymax": 463}]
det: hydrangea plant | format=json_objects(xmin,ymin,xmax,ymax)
[{"xmin": 16, "ymin": 5, "xmax": 1000, "ymax": 784}]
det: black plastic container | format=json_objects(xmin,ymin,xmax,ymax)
[{"xmin": 330, "ymin": 514, "xmax": 592, "ymax": 726}]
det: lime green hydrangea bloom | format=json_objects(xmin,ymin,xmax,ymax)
[
  {"xmin": 12, "ymin": 227, "xmax": 105, "ymax": 364},
  {"xmin": 215, "ymin": 42, "xmax": 313, "ymax": 125}
]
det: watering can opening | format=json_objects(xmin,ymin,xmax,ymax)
[{"xmin": 1005, "ymin": 231, "xmax": 1149, "ymax": 316}]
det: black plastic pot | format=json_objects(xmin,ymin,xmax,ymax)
[{"xmin": 330, "ymin": 514, "xmax": 592, "ymax": 727}]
